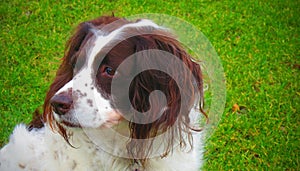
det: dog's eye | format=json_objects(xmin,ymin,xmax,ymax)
[
  {"xmin": 105, "ymin": 67, "xmax": 115, "ymax": 76},
  {"xmin": 100, "ymin": 65, "xmax": 116, "ymax": 78}
]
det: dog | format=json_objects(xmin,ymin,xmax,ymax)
[{"xmin": 0, "ymin": 16, "xmax": 207, "ymax": 171}]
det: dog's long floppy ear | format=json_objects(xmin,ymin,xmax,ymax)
[
  {"xmin": 43, "ymin": 21, "xmax": 93, "ymax": 126},
  {"xmin": 126, "ymin": 33, "xmax": 205, "ymax": 161}
]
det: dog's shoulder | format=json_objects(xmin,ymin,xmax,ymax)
[
  {"xmin": 0, "ymin": 124, "xmax": 47, "ymax": 170},
  {"xmin": 0, "ymin": 124, "xmax": 85, "ymax": 170}
]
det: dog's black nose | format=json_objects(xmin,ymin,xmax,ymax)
[{"xmin": 50, "ymin": 92, "xmax": 73, "ymax": 115}]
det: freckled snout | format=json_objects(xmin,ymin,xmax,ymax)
[{"xmin": 50, "ymin": 91, "xmax": 73, "ymax": 116}]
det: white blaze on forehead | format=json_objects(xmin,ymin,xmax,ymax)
[{"xmin": 86, "ymin": 19, "xmax": 161, "ymax": 68}]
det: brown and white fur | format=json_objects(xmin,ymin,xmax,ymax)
[{"xmin": 0, "ymin": 16, "xmax": 206, "ymax": 171}]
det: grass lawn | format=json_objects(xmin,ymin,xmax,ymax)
[{"xmin": 0, "ymin": 0, "xmax": 299, "ymax": 170}]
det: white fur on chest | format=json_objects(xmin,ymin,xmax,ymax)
[{"xmin": 0, "ymin": 125, "xmax": 204, "ymax": 171}]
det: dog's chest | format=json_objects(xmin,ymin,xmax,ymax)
[{"xmin": 0, "ymin": 125, "xmax": 203, "ymax": 171}]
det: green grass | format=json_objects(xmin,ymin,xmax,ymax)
[{"xmin": 0, "ymin": 0, "xmax": 299, "ymax": 170}]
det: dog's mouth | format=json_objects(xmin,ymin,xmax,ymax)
[
  {"xmin": 60, "ymin": 120, "xmax": 81, "ymax": 128},
  {"xmin": 53, "ymin": 112, "xmax": 82, "ymax": 128},
  {"xmin": 53, "ymin": 110, "xmax": 124, "ymax": 129}
]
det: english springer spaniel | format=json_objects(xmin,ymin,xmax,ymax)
[{"xmin": 0, "ymin": 16, "xmax": 207, "ymax": 171}]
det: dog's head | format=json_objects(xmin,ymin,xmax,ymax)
[{"xmin": 43, "ymin": 16, "xmax": 206, "ymax": 160}]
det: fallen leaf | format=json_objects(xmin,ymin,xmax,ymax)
[{"xmin": 232, "ymin": 103, "xmax": 240, "ymax": 112}]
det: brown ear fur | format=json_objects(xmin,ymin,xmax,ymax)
[{"xmin": 126, "ymin": 33, "xmax": 206, "ymax": 162}]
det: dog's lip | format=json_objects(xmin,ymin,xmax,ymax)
[
  {"xmin": 97, "ymin": 110, "xmax": 124, "ymax": 128},
  {"xmin": 53, "ymin": 111, "xmax": 81, "ymax": 128},
  {"xmin": 61, "ymin": 120, "xmax": 81, "ymax": 128}
]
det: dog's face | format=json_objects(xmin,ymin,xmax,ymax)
[
  {"xmin": 49, "ymin": 25, "xmax": 137, "ymax": 128},
  {"xmin": 49, "ymin": 18, "xmax": 165, "ymax": 128},
  {"xmin": 43, "ymin": 16, "xmax": 205, "ymax": 159}
]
